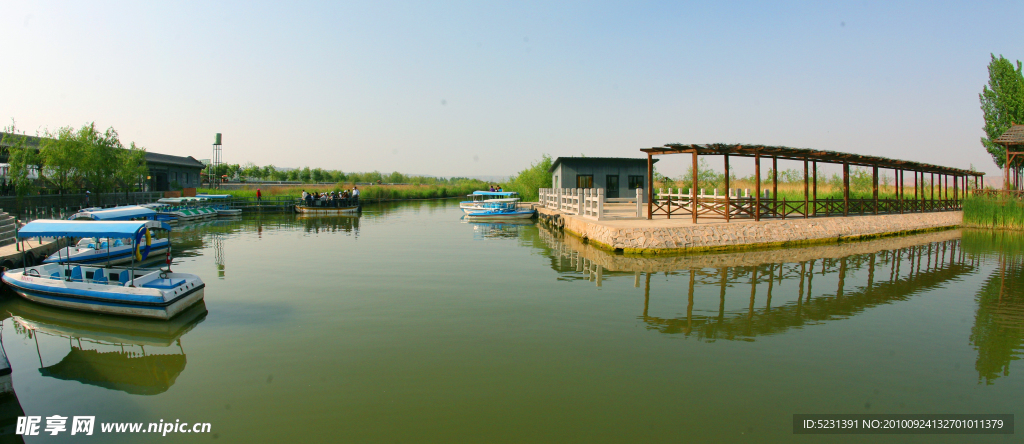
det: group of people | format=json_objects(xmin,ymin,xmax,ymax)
[
  {"xmin": 489, "ymin": 185, "xmax": 504, "ymax": 192},
  {"xmin": 301, "ymin": 187, "xmax": 359, "ymax": 207}
]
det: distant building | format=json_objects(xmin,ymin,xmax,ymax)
[
  {"xmin": 549, "ymin": 157, "xmax": 655, "ymax": 199},
  {"xmin": 145, "ymin": 152, "xmax": 205, "ymax": 192}
]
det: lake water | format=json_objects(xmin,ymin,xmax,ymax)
[{"xmin": 0, "ymin": 200, "xmax": 1021, "ymax": 443}]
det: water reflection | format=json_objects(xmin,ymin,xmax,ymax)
[
  {"xmin": 465, "ymin": 220, "xmax": 534, "ymax": 240},
  {"xmin": 962, "ymin": 230, "xmax": 1024, "ymax": 385},
  {"xmin": 0, "ymin": 299, "xmax": 207, "ymax": 395},
  {"xmin": 297, "ymin": 214, "xmax": 360, "ymax": 236},
  {"xmin": 532, "ymin": 225, "xmax": 1024, "ymax": 384}
]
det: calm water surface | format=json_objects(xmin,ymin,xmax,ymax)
[{"xmin": 0, "ymin": 200, "xmax": 1022, "ymax": 443}]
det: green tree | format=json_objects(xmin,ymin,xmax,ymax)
[
  {"xmin": 39, "ymin": 125, "xmax": 85, "ymax": 194},
  {"xmin": 77, "ymin": 123, "xmax": 122, "ymax": 199},
  {"xmin": 1, "ymin": 122, "xmax": 40, "ymax": 204},
  {"xmin": 113, "ymin": 142, "xmax": 148, "ymax": 197},
  {"xmin": 502, "ymin": 154, "xmax": 553, "ymax": 201},
  {"xmin": 980, "ymin": 54, "xmax": 1024, "ymax": 170}
]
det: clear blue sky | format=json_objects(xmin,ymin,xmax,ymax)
[{"xmin": 2, "ymin": 0, "xmax": 1022, "ymax": 179}]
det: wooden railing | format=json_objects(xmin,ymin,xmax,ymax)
[{"xmin": 649, "ymin": 188, "xmax": 963, "ymax": 220}]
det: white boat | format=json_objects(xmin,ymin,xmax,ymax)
[
  {"xmin": 464, "ymin": 207, "xmax": 536, "ymax": 221},
  {"xmin": 52, "ymin": 206, "xmax": 172, "ymax": 265},
  {"xmin": 216, "ymin": 208, "xmax": 242, "ymax": 216},
  {"xmin": 460, "ymin": 191, "xmax": 520, "ymax": 214},
  {"xmin": 2, "ymin": 220, "xmax": 205, "ymax": 320}
]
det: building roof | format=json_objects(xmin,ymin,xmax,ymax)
[
  {"xmin": 640, "ymin": 144, "xmax": 983, "ymax": 176},
  {"xmin": 145, "ymin": 152, "xmax": 206, "ymax": 169},
  {"xmin": 549, "ymin": 156, "xmax": 657, "ymax": 173},
  {"xmin": 993, "ymin": 124, "xmax": 1024, "ymax": 146}
]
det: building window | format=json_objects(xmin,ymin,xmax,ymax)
[
  {"xmin": 628, "ymin": 175, "xmax": 644, "ymax": 189},
  {"xmin": 576, "ymin": 175, "xmax": 593, "ymax": 188}
]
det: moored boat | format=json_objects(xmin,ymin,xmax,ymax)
[
  {"xmin": 460, "ymin": 191, "xmax": 520, "ymax": 214},
  {"xmin": 294, "ymin": 197, "xmax": 360, "ymax": 214},
  {"xmin": 2, "ymin": 220, "xmax": 205, "ymax": 320}
]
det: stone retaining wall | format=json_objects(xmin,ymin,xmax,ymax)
[
  {"xmin": 539, "ymin": 208, "xmax": 963, "ymax": 254},
  {"xmin": 538, "ymin": 225, "xmax": 962, "ymax": 272}
]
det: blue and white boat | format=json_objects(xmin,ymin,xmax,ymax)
[
  {"xmin": 464, "ymin": 207, "xmax": 536, "ymax": 220},
  {"xmin": 47, "ymin": 206, "xmax": 171, "ymax": 266},
  {"xmin": 460, "ymin": 191, "xmax": 520, "ymax": 214},
  {"xmin": 2, "ymin": 220, "xmax": 205, "ymax": 320}
]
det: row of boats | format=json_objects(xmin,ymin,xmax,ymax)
[{"xmin": 2, "ymin": 205, "xmax": 209, "ymax": 321}]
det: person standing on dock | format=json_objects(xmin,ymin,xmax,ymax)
[{"xmin": 256, "ymin": 188, "xmax": 262, "ymax": 205}]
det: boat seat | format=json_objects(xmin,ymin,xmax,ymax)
[
  {"xmin": 50, "ymin": 272, "xmax": 61, "ymax": 279},
  {"xmin": 99, "ymin": 242, "xmax": 109, "ymax": 249},
  {"xmin": 86, "ymin": 243, "xmax": 96, "ymax": 249},
  {"xmin": 70, "ymin": 266, "xmax": 83, "ymax": 282},
  {"xmin": 113, "ymin": 239, "xmax": 124, "ymax": 247},
  {"xmin": 116, "ymin": 270, "xmax": 131, "ymax": 284},
  {"xmin": 141, "ymin": 278, "xmax": 186, "ymax": 289},
  {"xmin": 92, "ymin": 268, "xmax": 108, "ymax": 284}
]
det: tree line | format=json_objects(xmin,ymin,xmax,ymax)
[
  {"xmin": 1, "ymin": 121, "xmax": 148, "ymax": 199},
  {"xmin": 205, "ymin": 162, "xmax": 491, "ymax": 186}
]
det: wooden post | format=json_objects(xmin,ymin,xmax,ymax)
[
  {"xmin": 954, "ymin": 174, "xmax": 958, "ymax": 206},
  {"xmin": 1006, "ymin": 144, "xmax": 1010, "ymax": 191},
  {"xmin": 872, "ymin": 166, "xmax": 878, "ymax": 214},
  {"xmin": 647, "ymin": 153, "xmax": 653, "ymax": 220},
  {"xmin": 843, "ymin": 161, "xmax": 849, "ymax": 217},
  {"xmin": 724, "ymin": 154, "xmax": 731, "ymax": 223},
  {"xmin": 803, "ymin": 158, "xmax": 809, "ymax": 218},
  {"xmin": 692, "ymin": 151, "xmax": 698, "ymax": 224},
  {"xmin": 772, "ymin": 156, "xmax": 778, "ymax": 203},
  {"xmin": 754, "ymin": 152, "xmax": 761, "ymax": 221},
  {"xmin": 898, "ymin": 169, "xmax": 903, "ymax": 214},
  {"xmin": 812, "ymin": 161, "xmax": 817, "ymax": 216},
  {"xmin": 917, "ymin": 170, "xmax": 925, "ymax": 210},
  {"xmin": 930, "ymin": 173, "xmax": 935, "ymax": 206},
  {"xmin": 665, "ymin": 187, "xmax": 671, "ymax": 219}
]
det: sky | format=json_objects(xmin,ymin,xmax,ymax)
[{"xmin": 2, "ymin": 0, "xmax": 1022, "ymax": 179}]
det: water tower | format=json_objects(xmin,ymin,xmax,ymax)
[{"xmin": 212, "ymin": 133, "xmax": 222, "ymax": 189}]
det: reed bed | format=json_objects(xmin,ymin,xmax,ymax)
[{"xmin": 963, "ymin": 196, "xmax": 1024, "ymax": 230}]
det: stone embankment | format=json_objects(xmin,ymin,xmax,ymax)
[
  {"xmin": 538, "ymin": 226, "xmax": 962, "ymax": 272},
  {"xmin": 535, "ymin": 206, "xmax": 962, "ymax": 254}
]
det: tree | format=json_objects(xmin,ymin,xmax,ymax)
[
  {"xmin": 77, "ymin": 123, "xmax": 121, "ymax": 198},
  {"xmin": 39, "ymin": 125, "xmax": 84, "ymax": 194},
  {"xmin": 1, "ymin": 122, "xmax": 40, "ymax": 204},
  {"xmin": 502, "ymin": 154, "xmax": 553, "ymax": 201},
  {"xmin": 980, "ymin": 54, "xmax": 1024, "ymax": 170},
  {"xmin": 113, "ymin": 142, "xmax": 148, "ymax": 197}
]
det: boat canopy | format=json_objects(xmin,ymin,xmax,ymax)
[
  {"xmin": 157, "ymin": 197, "xmax": 207, "ymax": 204},
  {"xmin": 195, "ymin": 194, "xmax": 231, "ymax": 199},
  {"xmin": 17, "ymin": 220, "xmax": 171, "ymax": 239},
  {"xmin": 69, "ymin": 205, "xmax": 157, "ymax": 221},
  {"xmin": 471, "ymin": 191, "xmax": 519, "ymax": 196}
]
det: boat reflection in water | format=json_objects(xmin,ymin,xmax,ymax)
[
  {"xmin": 298, "ymin": 214, "xmax": 360, "ymax": 237},
  {"xmin": 4, "ymin": 299, "xmax": 208, "ymax": 396},
  {"xmin": 464, "ymin": 220, "xmax": 534, "ymax": 240},
  {"xmin": 536, "ymin": 225, "xmax": 1024, "ymax": 383}
]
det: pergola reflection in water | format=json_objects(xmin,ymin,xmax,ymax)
[{"xmin": 536, "ymin": 225, "xmax": 1024, "ymax": 384}]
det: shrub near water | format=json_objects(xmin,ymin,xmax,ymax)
[{"xmin": 963, "ymin": 196, "xmax": 1024, "ymax": 230}]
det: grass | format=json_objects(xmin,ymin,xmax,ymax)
[
  {"xmin": 963, "ymin": 195, "xmax": 1024, "ymax": 230},
  {"xmin": 198, "ymin": 181, "xmax": 490, "ymax": 201}
]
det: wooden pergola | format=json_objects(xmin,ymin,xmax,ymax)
[
  {"xmin": 994, "ymin": 124, "xmax": 1024, "ymax": 191},
  {"xmin": 640, "ymin": 144, "xmax": 985, "ymax": 222}
]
